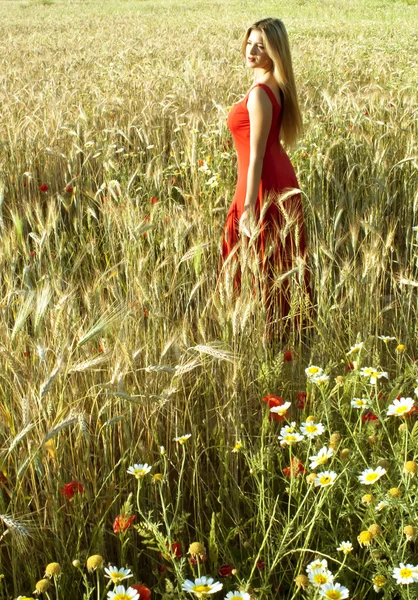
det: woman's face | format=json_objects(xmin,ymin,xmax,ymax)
[{"xmin": 245, "ymin": 29, "xmax": 273, "ymax": 72}]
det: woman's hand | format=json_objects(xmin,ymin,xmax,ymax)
[{"xmin": 239, "ymin": 205, "xmax": 255, "ymax": 238}]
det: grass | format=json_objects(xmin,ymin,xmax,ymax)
[{"xmin": 0, "ymin": 0, "xmax": 417, "ymax": 598}]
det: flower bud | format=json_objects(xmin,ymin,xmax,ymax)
[
  {"xmin": 45, "ymin": 562, "xmax": 61, "ymax": 578},
  {"xmin": 294, "ymin": 574, "xmax": 309, "ymax": 588},
  {"xmin": 403, "ymin": 525, "xmax": 416, "ymax": 541},
  {"xmin": 362, "ymin": 493, "xmax": 374, "ymax": 504},
  {"xmin": 368, "ymin": 524, "xmax": 382, "ymax": 537},
  {"xmin": 340, "ymin": 448, "xmax": 351, "ymax": 460}
]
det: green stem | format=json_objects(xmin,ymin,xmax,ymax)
[{"xmin": 172, "ymin": 444, "xmax": 186, "ymax": 526}]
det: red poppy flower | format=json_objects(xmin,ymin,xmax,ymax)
[
  {"xmin": 130, "ymin": 584, "xmax": 151, "ymax": 600},
  {"xmin": 157, "ymin": 564, "xmax": 167, "ymax": 575},
  {"xmin": 150, "ymin": 196, "xmax": 158, "ymax": 204},
  {"xmin": 113, "ymin": 514, "xmax": 135, "ymax": 534},
  {"xmin": 256, "ymin": 558, "xmax": 265, "ymax": 570},
  {"xmin": 218, "ymin": 564, "xmax": 234, "ymax": 577},
  {"xmin": 198, "ymin": 160, "xmax": 204, "ymax": 167},
  {"xmin": 362, "ymin": 411, "xmax": 378, "ymax": 422},
  {"xmin": 29, "ymin": 251, "xmax": 36, "ymax": 257},
  {"xmin": 39, "ymin": 184, "xmax": 49, "ymax": 193},
  {"xmin": 159, "ymin": 541, "xmax": 182, "ymax": 561},
  {"xmin": 23, "ymin": 180, "xmax": 27, "ymax": 187},
  {"xmin": 262, "ymin": 394, "xmax": 286, "ymax": 421},
  {"xmin": 405, "ymin": 406, "xmax": 418, "ymax": 419},
  {"xmin": 143, "ymin": 308, "xmax": 149, "ymax": 318},
  {"xmin": 296, "ymin": 391, "xmax": 307, "ymax": 410},
  {"xmin": 65, "ymin": 184, "xmax": 74, "ymax": 194},
  {"xmin": 283, "ymin": 349, "xmax": 293, "ymax": 362},
  {"xmin": 283, "ymin": 458, "xmax": 306, "ymax": 478},
  {"xmin": 60, "ymin": 481, "xmax": 84, "ymax": 499},
  {"xmin": 346, "ymin": 362, "xmax": 355, "ymax": 371}
]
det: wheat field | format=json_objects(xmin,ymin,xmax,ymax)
[{"xmin": 0, "ymin": 0, "xmax": 417, "ymax": 597}]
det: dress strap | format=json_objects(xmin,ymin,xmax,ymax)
[{"xmin": 248, "ymin": 83, "xmax": 281, "ymax": 109}]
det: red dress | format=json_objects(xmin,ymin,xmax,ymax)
[{"xmin": 221, "ymin": 82, "xmax": 309, "ymax": 320}]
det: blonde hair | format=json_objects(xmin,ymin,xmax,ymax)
[{"xmin": 242, "ymin": 18, "xmax": 302, "ymax": 147}]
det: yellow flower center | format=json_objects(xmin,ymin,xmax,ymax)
[
  {"xmin": 286, "ymin": 435, "xmax": 299, "ymax": 441},
  {"xmin": 114, "ymin": 595, "xmax": 131, "ymax": 600},
  {"xmin": 319, "ymin": 476, "xmax": 332, "ymax": 485},
  {"xmin": 365, "ymin": 472, "xmax": 379, "ymax": 482},
  {"xmin": 395, "ymin": 405, "xmax": 408, "ymax": 414},
  {"xmin": 325, "ymin": 592, "xmax": 342, "ymax": 600},
  {"xmin": 308, "ymin": 367, "xmax": 319, "ymax": 374},
  {"xmin": 400, "ymin": 568, "xmax": 413, "ymax": 579},
  {"xmin": 313, "ymin": 574, "xmax": 328, "ymax": 584},
  {"xmin": 193, "ymin": 585, "xmax": 212, "ymax": 593},
  {"xmin": 306, "ymin": 425, "xmax": 317, "ymax": 433},
  {"xmin": 111, "ymin": 573, "xmax": 125, "ymax": 583}
]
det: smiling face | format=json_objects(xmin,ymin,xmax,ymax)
[{"xmin": 245, "ymin": 29, "xmax": 273, "ymax": 72}]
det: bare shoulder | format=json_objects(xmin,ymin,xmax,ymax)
[{"xmin": 247, "ymin": 86, "xmax": 272, "ymax": 113}]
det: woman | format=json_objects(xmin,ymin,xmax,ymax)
[{"xmin": 221, "ymin": 18, "xmax": 310, "ymax": 325}]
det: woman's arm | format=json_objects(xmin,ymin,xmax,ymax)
[{"xmin": 239, "ymin": 86, "xmax": 272, "ymax": 236}]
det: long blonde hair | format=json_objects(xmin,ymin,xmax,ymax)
[{"xmin": 242, "ymin": 18, "xmax": 302, "ymax": 147}]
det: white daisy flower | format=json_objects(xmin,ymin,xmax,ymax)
[
  {"xmin": 319, "ymin": 582, "xmax": 350, "ymax": 599},
  {"xmin": 387, "ymin": 397, "xmax": 415, "ymax": 417},
  {"xmin": 347, "ymin": 342, "xmax": 363, "ymax": 355},
  {"xmin": 360, "ymin": 366, "xmax": 374, "ymax": 377},
  {"xmin": 309, "ymin": 446, "xmax": 333, "ymax": 469},
  {"xmin": 278, "ymin": 432, "xmax": 304, "ymax": 445},
  {"xmin": 351, "ymin": 397, "xmax": 369, "ymax": 409},
  {"xmin": 336, "ymin": 541, "xmax": 353, "ymax": 554},
  {"xmin": 305, "ymin": 365, "xmax": 323, "ymax": 378},
  {"xmin": 360, "ymin": 367, "xmax": 388, "ymax": 385},
  {"xmin": 308, "ymin": 568, "xmax": 334, "ymax": 587},
  {"xmin": 306, "ymin": 558, "xmax": 328, "ymax": 573},
  {"xmin": 224, "ymin": 592, "xmax": 251, "ymax": 600},
  {"xmin": 280, "ymin": 422, "xmax": 297, "ymax": 435},
  {"xmin": 314, "ymin": 471, "xmax": 337, "ymax": 488},
  {"xmin": 270, "ymin": 401, "xmax": 291, "ymax": 416},
  {"xmin": 127, "ymin": 463, "xmax": 152, "ymax": 478},
  {"xmin": 311, "ymin": 373, "xmax": 329, "ymax": 386},
  {"xmin": 392, "ymin": 563, "xmax": 418, "ymax": 585},
  {"xmin": 376, "ymin": 500, "xmax": 389, "ymax": 511},
  {"xmin": 378, "ymin": 335, "xmax": 396, "ymax": 342},
  {"xmin": 369, "ymin": 371, "xmax": 388, "ymax": 385},
  {"xmin": 300, "ymin": 421, "xmax": 325, "ymax": 438},
  {"xmin": 107, "ymin": 586, "xmax": 139, "ymax": 600},
  {"xmin": 182, "ymin": 576, "xmax": 223, "ymax": 597},
  {"xmin": 104, "ymin": 566, "xmax": 133, "ymax": 584},
  {"xmin": 173, "ymin": 434, "xmax": 192, "ymax": 444},
  {"xmin": 358, "ymin": 466, "xmax": 386, "ymax": 485}
]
